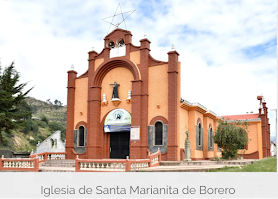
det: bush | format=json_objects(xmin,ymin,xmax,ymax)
[
  {"xmin": 49, "ymin": 121, "xmax": 64, "ymax": 132},
  {"xmin": 41, "ymin": 115, "xmax": 49, "ymax": 124},
  {"xmin": 214, "ymin": 120, "xmax": 249, "ymax": 159},
  {"xmin": 38, "ymin": 121, "xmax": 48, "ymax": 128},
  {"xmin": 24, "ymin": 119, "xmax": 39, "ymax": 134}
]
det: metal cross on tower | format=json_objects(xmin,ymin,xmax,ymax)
[{"xmin": 102, "ymin": 3, "xmax": 136, "ymax": 34}]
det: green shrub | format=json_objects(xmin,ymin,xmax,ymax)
[
  {"xmin": 38, "ymin": 121, "xmax": 48, "ymax": 128},
  {"xmin": 0, "ymin": 130, "xmax": 11, "ymax": 146},
  {"xmin": 214, "ymin": 120, "xmax": 249, "ymax": 159},
  {"xmin": 24, "ymin": 119, "xmax": 39, "ymax": 134},
  {"xmin": 41, "ymin": 115, "xmax": 49, "ymax": 124},
  {"xmin": 49, "ymin": 121, "xmax": 64, "ymax": 132}
]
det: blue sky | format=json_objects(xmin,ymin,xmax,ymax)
[{"xmin": 0, "ymin": 0, "xmax": 277, "ymax": 137}]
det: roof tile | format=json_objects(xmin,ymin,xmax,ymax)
[{"xmin": 221, "ymin": 114, "xmax": 259, "ymax": 121}]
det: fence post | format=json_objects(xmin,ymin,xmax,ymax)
[
  {"xmin": 158, "ymin": 151, "xmax": 161, "ymax": 162},
  {"xmin": 0, "ymin": 156, "xmax": 3, "ymax": 170},
  {"xmin": 147, "ymin": 153, "xmax": 151, "ymax": 167},
  {"xmin": 125, "ymin": 159, "xmax": 131, "ymax": 172},
  {"xmin": 44, "ymin": 152, "xmax": 47, "ymax": 162},
  {"xmin": 75, "ymin": 157, "xmax": 79, "ymax": 172},
  {"xmin": 34, "ymin": 158, "xmax": 39, "ymax": 172}
]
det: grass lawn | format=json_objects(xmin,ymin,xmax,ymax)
[{"xmin": 210, "ymin": 157, "xmax": 277, "ymax": 172}]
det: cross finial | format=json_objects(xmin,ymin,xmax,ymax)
[{"xmin": 171, "ymin": 44, "xmax": 175, "ymax": 50}]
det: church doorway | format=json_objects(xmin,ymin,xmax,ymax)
[
  {"xmin": 110, "ymin": 131, "xmax": 130, "ymax": 159},
  {"xmin": 104, "ymin": 109, "xmax": 131, "ymax": 159}
]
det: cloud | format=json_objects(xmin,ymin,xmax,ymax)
[{"xmin": 0, "ymin": 0, "xmax": 276, "ymax": 136}]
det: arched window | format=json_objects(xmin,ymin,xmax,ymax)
[
  {"xmin": 78, "ymin": 126, "xmax": 85, "ymax": 147},
  {"xmin": 209, "ymin": 128, "xmax": 213, "ymax": 148},
  {"xmin": 198, "ymin": 123, "xmax": 202, "ymax": 146},
  {"xmin": 155, "ymin": 122, "xmax": 163, "ymax": 145}
]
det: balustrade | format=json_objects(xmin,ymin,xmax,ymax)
[
  {"xmin": 30, "ymin": 152, "xmax": 66, "ymax": 162},
  {"xmin": 0, "ymin": 158, "xmax": 39, "ymax": 172},
  {"xmin": 130, "ymin": 161, "xmax": 149, "ymax": 170},
  {"xmin": 79, "ymin": 161, "xmax": 126, "ymax": 172}
]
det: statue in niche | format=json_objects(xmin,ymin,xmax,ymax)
[{"xmin": 110, "ymin": 82, "xmax": 120, "ymax": 99}]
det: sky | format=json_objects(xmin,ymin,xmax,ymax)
[{"xmin": 0, "ymin": 0, "xmax": 277, "ymax": 138}]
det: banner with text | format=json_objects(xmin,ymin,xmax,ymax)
[{"xmin": 104, "ymin": 109, "xmax": 131, "ymax": 133}]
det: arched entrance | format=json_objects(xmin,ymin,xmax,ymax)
[{"xmin": 104, "ymin": 109, "xmax": 131, "ymax": 159}]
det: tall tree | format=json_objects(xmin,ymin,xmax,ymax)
[{"xmin": 0, "ymin": 62, "xmax": 33, "ymax": 139}]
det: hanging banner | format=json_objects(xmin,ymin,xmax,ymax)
[
  {"xmin": 104, "ymin": 109, "xmax": 131, "ymax": 132},
  {"xmin": 130, "ymin": 126, "xmax": 140, "ymax": 141}
]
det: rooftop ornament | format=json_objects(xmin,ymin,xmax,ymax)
[{"xmin": 102, "ymin": 3, "xmax": 136, "ymax": 34}]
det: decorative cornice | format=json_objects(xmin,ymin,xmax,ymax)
[
  {"xmin": 191, "ymin": 102, "xmax": 207, "ymax": 111},
  {"xmin": 180, "ymin": 98, "xmax": 219, "ymax": 116}
]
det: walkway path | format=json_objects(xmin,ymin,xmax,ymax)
[
  {"xmin": 133, "ymin": 159, "xmax": 258, "ymax": 172},
  {"xmin": 37, "ymin": 159, "xmax": 258, "ymax": 172}
]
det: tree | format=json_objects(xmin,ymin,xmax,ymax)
[
  {"xmin": 46, "ymin": 99, "xmax": 52, "ymax": 105},
  {"xmin": 54, "ymin": 99, "xmax": 63, "ymax": 109},
  {"xmin": 214, "ymin": 120, "xmax": 249, "ymax": 159},
  {"xmin": 0, "ymin": 62, "xmax": 33, "ymax": 143}
]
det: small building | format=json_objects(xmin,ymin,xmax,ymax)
[
  {"xmin": 271, "ymin": 141, "xmax": 276, "ymax": 157},
  {"xmin": 34, "ymin": 131, "xmax": 65, "ymax": 154}
]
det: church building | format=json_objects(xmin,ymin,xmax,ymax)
[{"xmin": 65, "ymin": 28, "xmax": 270, "ymax": 161}]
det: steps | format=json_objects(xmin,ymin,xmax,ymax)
[
  {"xmin": 40, "ymin": 159, "xmax": 75, "ymax": 167},
  {"xmin": 39, "ymin": 159, "xmax": 75, "ymax": 172}
]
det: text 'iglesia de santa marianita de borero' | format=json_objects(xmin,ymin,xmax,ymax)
[{"xmin": 65, "ymin": 28, "xmax": 271, "ymax": 161}]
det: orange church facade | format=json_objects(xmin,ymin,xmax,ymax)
[{"xmin": 65, "ymin": 29, "xmax": 270, "ymax": 161}]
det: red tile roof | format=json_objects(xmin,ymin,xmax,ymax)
[{"xmin": 221, "ymin": 114, "xmax": 259, "ymax": 121}]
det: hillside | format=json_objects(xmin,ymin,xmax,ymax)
[
  {"xmin": 25, "ymin": 97, "xmax": 67, "ymax": 126},
  {"xmin": 0, "ymin": 97, "xmax": 67, "ymax": 152}
]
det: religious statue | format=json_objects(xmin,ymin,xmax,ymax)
[
  {"xmin": 110, "ymin": 82, "xmax": 120, "ymax": 99},
  {"xmin": 184, "ymin": 131, "xmax": 191, "ymax": 162}
]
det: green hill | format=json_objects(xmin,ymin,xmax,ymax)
[
  {"xmin": 0, "ymin": 97, "xmax": 67, "ymax": 152},
  {"xmin": 25, "ymin": 97, "xmax": 67, "ymax": 126}
]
